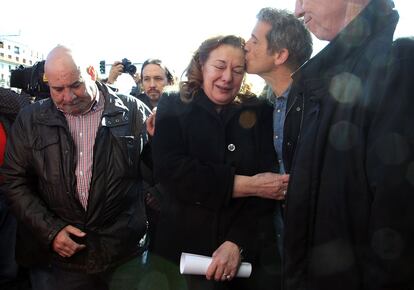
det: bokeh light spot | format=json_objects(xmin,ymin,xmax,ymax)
[
  {"xmin": 329, "ymin": 72, "xmax": 362, "ymax": 104},
  {"xmin": 329, "ymin": 121, "xmax": 359, "ymax": 151},
  {"xmin": 239, "ymin": 110, "xmax": 257, "ymax": 129}
]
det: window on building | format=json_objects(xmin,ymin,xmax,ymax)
[
  {"xmin": 16, "ymin": 56, "xmax": 19, "ymax": 62},
  {"xmin": 0, "ymin": 41, "xmax": 3, "ymax": 48},
  {"xmin": 23, "ymin": 58, "xmax": 26, "ymax": 64},
  {"xmin": 14, "ymin": 46, "xmax": 20, "ymax": 54},
  {"xmin": 8, "ymin": 55, "xmax": 12, "ymax": 59},
  {"xmin": 0, "ymin": 52, "xmax": 4, "ymax": 57}
]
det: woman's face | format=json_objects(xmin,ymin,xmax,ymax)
[{"xmin": 201, "ymin": 44, "xmax": 245, "ymax": 105}]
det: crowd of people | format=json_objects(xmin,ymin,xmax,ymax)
[{"xmin": 1, "ymin": 0, "xmax": 413, "ymax": 289}]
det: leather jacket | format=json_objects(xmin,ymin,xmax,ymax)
[{"xmin": 1, "ymin": 82, "xmax": 150, "ymax": 273}]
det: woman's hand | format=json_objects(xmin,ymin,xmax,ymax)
[{"xmin": 206, "ymin": 241, "xmax": 241, "ymax": 282}]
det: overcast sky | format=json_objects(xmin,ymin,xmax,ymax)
[{"xmin": 1, "ymin": 0, "xmax": 412, "ymax": 91}]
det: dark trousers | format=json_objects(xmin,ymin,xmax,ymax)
[
  {"xmin": 273, "ymin": 202, "xmax": 284, "ymax": 258},
  {"xmin": 0, "ymin": 196, "xmax": 18, "ymax": 285},
  {"xmin": 30, "ymin": 255, "xmax": 148, "ymax": 290}
]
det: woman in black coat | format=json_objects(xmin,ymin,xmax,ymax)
[{"xmin": 150, "ymin": 35, "xmax": 287, "ymax": 290}]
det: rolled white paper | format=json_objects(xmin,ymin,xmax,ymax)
[{"xmin": 179, "ymin": 252, "xmax": 252, "ymax": 278}]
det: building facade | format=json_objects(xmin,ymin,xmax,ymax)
[{"xmin": 0, "ymin": 37, "xmax": 44, "ymax": 88}]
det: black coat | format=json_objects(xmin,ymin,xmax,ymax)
[
  {"xmin": 1, "ymin": 83, "xmax": 150, "ymax": 273},
  {"xmin": 152, "ymin": 91, "xmax": 278, "ymax": 265},
  {"xmin": 283, "ymin": 1, "xmax": 414, "ymax": 289}
]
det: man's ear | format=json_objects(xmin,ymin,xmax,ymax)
[{"xmin": 273, "ymin": 48, "xmax": 289, "ymax": 66}]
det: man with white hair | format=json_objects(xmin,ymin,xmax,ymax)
[
  {"xmin": 283, "ymin": 0, "xmax": 414, "ymax": 289},
  {"xmin": 1, "ymin": 45, "xmax": 151, "ymax": 290}
]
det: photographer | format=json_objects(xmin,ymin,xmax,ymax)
[
  {"xmin": 103, "ymin": 59, "xmax": 139, "ymax": 95},
  {"xmin": 104, "ymin": 58, "xmax": 175, "ymax": 110},
  {"xmin": 105, "ymin": 59, "xmax": 136, "ymax": 85},
  {"xmin": 9, "ymin": 60, "xmax": 50, "ymax": 102}
]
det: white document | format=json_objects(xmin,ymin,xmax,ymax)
[{"xmin": 179, "ymin": 252, "xmax": 252, "ymax": 278}]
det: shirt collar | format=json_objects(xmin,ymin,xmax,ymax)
[{"xmin": 273, "ymin": 84, "xmax": 292, "ymax": 102}]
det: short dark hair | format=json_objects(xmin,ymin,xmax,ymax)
[{"xmin": 257, "ymin": 7, "xmax": 313, "ymax": 69}]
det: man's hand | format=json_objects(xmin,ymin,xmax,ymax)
[
  {"xmin": 52, "ymin": 225, "xmax": 86, "ymax": 258},
  {"xmin": 146, "ymin": 107, "xmax": 157, "ymax": 137},
  {"xmin": 233, "ymin": 173, "xmax": 289, "ymax": 200},
  {"xmin": 206, "ymin": 241, "xmax": 241, "ymax": 282},
  {"xmin": 253, "ymin": 172, "xmax": 289, "ymax": 200}
]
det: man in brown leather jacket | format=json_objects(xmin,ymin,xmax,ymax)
[{"xmin": 1, "ymin": 45, "xmax": 151, "ymax": 290}]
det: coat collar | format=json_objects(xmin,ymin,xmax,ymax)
[
  {"xmin": 97, "ymin": 82, "xmax": 129, "ymax": 117},
  {"xmin": 192, "ymin": 89, "xmax": 240, "ymax": 124},
  {"xmin": 294, "ymin": 0, "xmax": 399, "ymax": 81},
  {"xmin": 291, "ymin": 0, "xmax": 398, "ymax": 104}
]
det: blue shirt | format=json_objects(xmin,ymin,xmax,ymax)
[
  {"xmin": 266, "ymin": 85, "xmax": 291, "ymax": 256},
  {"xmin": 270, "ymin": 86, "xmax": 291, "ymax": 174}
]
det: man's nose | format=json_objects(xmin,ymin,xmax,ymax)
[{"xmin": 63, "ymin": 88, "xmax": 76, "ymax": 102}]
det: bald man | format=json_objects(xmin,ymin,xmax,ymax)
[
  {"xmin": 282, "ymin": 0, "xmax": 414, "ymax": 289},
  {"xmin": 1, "ymin": 45, "xmax": 151, "ymax": 290}
]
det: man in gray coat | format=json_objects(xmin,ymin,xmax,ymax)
[{"xmin": 1, "ymin": 45, "xmax": 151, "ymax": 290}]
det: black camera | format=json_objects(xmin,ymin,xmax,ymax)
[
  {"xmin": 10, "ymin": 60, "xmax": 50, "ymax": 100},
  {"xmin": 121, "ymin": 58, "xmax": 137, "ymax": 76}
]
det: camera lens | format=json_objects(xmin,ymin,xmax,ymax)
[{"xmin": 126, "ymin": 64, "xmax": 137, "ymax": 75}]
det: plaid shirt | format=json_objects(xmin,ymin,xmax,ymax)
[{"xmin": 64, "ymin": 94, "xmax": 104, "ymax": 209}]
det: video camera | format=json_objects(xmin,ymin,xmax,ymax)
[
  {"xmin": 121, "ymin": 58, "xmax": 137, "ymax": 76},
  {"xmin": 10, "ymin": 60, "xmax": 50, "ymax": 101}
]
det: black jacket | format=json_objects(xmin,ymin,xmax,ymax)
[
  {"xmin": 283, "ymin": 1, "xmax": 414, "ymax": 289},
  {"xmin": 261, "ymin": 87, "xmax": 305, "ymax": 174},
  {"xmin": 1, "ymin": 82, "xmax": 150, "ymax": 273},
  {"xmin": 152, "ymin": 91, "xmax": 278, "ymax": 265}
]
